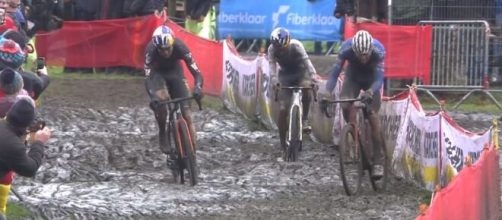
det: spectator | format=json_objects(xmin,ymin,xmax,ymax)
[
  {"xmin": 123, "ymin": 0, "xmax": 164, "ymax": 17},
  {"xmin": 74, "ymin": 0, "xmax": 100, "ymax": 21},
  {"xmin": 0, "ymin": 8, "xmax": 18, "ymax": 34},
  {"xmin": 0, "ymin": 67, "xmax": 31, "ymax": 117},
  {"xmin": 5, "ymin": 0, "xmax": 26, "ymax": 37},
  {"xmin": 3, "ymin": 30, "xmax": 50, "ymax": 98},
  {"xmin": 0, "ymin": 97, "xmax": 51, "ymax": 219}
]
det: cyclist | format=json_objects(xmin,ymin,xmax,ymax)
[
  {"xmin": 268, "ymin": 27, "xmax": 317, "ymax": 153},
  {"xmin": 144, "ymin": 25, "xmax": 203, "ymax": 168},
  {"xmin": 326, "ymin": 30, "xmax": 385, "ymax": 178}
]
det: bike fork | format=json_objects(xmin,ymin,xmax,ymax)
[{"xmin": 287, "ymin": 90, "xmax": 303, "ymax": 143}]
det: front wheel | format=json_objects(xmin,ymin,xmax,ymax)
[
  {"xmin": 338, "ymin": 124, "xmax": 363, "ymax": 196},
  {"xmin": 287, "ymin": 106, "xmax": 301, "ymax": 162},
  {"xmin": 177, "ymin": 120, "xmax": 198, "ymax": 186}
]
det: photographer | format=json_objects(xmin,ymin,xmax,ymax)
[{"xmin": 0, "ymin": 97, "xmax": 51, "ymax": 218}]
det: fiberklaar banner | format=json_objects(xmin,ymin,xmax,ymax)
[{"xmin": 217, "ymin": 0, "xmax": 342, "ymax": 41}]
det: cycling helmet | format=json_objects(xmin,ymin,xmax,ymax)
[
  {"xmin": 0, "ymin": 38, "xmax": 25, "ymax": 70},
  {"xmin": 152, "ymin": 25, "xmax": 174, "ymax": 49},
  {"xmin": 352, "ymin": 30, "xmax": 373, "ymax": 56},
  {"xmin": 270, "ymin": 27, "xmax": 291, "ymax": 48}
]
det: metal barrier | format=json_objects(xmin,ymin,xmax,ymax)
[
  {"xmin": 414, "ymin": 20, "xmax": 502, "ymax": 110},
  {"xmin": 391, "ymin": 1, "xmax": 499, "ymax": 25}
]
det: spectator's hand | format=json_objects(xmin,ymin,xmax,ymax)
[
  {"xmin": 33, "ymin": 127, "xmax": 51, "ymax": 144},
  {"xmin": 37, "ymin": 66, "xmax": 48, "ymax": 76}
]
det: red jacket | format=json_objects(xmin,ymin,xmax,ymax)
[{"xmin": 0, "ymin": 16, "xmax": 18, "ymax": 34}]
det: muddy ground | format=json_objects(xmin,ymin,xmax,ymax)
[{"xmin": 8, "ymin": 75, "xmax": 500, "ymax": 220}]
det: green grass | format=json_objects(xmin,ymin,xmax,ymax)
[
  {"xmin": 200, "ymin": 94, "xmax": 227, "ymax": 112},
  {"xmin": 415, "ymin": 90, "xmax": 502, "ymax": 114},
  {"xmin": 45, "ymin": 66, "xmax": 141, "ymax": 80},
  {"xmin": 6, "ymin": 202, "xmax": 31, "ymax": 220}
]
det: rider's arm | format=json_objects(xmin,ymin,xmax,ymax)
[
  {"xmin": 178, "ymin": 41, "xmax": 204, "ymax": 88},
  {"xmin": 294, "ymin": 42, "xmax": 316, "ymax": 78},
  {"xmin": 267, "ymin": 45, "xmax": 278, "ymax": 80},
  {"xmin": 370, "ymin": 41, "xmax": 386, "ymax": 94},
  {"xmin": 144, "ymin": 42, "xmax": 155, "ymax": 76},
  {"xmin": 326, "ymin": 41, "xmax": 350, "ymax": 93}
]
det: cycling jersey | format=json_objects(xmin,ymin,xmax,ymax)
[
  {"xmin": 326, "ymin": 38, "xmax": 385, "ymax": 94},
  {"xmin": 268, "ymin": 39, "xmax": 316, "ymax": 82},
  {"xmin": 144, "ymin": 38, "xmax": 203, "ymax": 87}
]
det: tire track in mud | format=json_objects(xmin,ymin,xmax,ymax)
[{"xmin": 10, "ymin": 105, "xmax": 498, "ymax": 219}]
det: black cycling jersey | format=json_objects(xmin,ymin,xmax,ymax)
[{"xmin": 144, "ymin": 38, "xmax": 203, "ymax": 87}]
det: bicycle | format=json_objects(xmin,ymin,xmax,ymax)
[
  {"xmin": 320, "ymin": 96, "xmax": 388, "ymax": 196},
  {"xmin": 157, "ymin": 95, "xmax": 202, "ymax": 186},
  {"xmin": 274, "ymin": 83, "xmax": 317, "ymax": 162}
]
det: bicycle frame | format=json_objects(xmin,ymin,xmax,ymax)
[
  {"xmin": 288, "ymin": 88, "xmax": 303, "ymax": 143},
  {"xmin": 160, "ymin": 96, "xmax": 202, "ymax": 157},
  {"xmin": 157, "ymin": 96, "xmax": 202, "ymax": 185},
  {"xmin": 274, "ymin": 84, "xmax": 317, "ymax": 161}
]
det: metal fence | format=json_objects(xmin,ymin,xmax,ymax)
[
  {"xmin": 413, "ymin": 20, "xmax": 502, "ymax": 110},
  {"xmin": 391, "ymin": 0, "xmax": 500, "ymax": 26}
]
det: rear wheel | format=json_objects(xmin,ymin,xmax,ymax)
[
  {"xmin": 287, "ymin": 107, "xmax": 301, "ymax": 162},
  {"xmin": 178, "ymin": 120, "xmax": 198, "ymax": 186},
  {"xmin": 339, "ymin": 124, "xmax": 363, "ymax": 196}
]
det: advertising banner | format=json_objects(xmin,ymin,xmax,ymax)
[
  {"xmin": 218, "ymin": 0, "xmax": 342, "ymax": 41},
  {"xmin": 393, "ymin": 102, "xmax": 441, "ymax": 190},
  {"xmin": 221, "ymin": 41, "xmax": 259, "ymax": 119}
]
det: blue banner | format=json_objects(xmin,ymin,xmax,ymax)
[{"xmin": 217, "ymin": 0, "xmax": 342, "ymax": 41}]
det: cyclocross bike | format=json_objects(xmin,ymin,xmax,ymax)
[
  {"xmin": 320, "ymin": 97, "xmax": 388, "ymax": 195},
  {"xmin": 159, "ymin": 95, "xmax": 202, "ymax": 186},
  {"xmin": 274, "ymin": 83, "xmax": 317, "ymax": 162}
]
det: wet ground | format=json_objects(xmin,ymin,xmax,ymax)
[{"xmin": 9, "ymin": 78, "xmax": 500, "ymax": 220}]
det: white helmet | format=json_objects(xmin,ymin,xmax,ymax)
[
  {"xmin": 270, "ymin": 27, "xmax": 291, "ymax": 48},
  {"xmin": 352, "ymin": 30, "xmax": 373, "ymax": 56},
  {"xmin": 152, "ymin": 25, "xmax": 174, "ymax": 49}
]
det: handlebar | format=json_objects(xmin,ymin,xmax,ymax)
[
  {"xmin": 156, "ymin": 95, "xmax": 203, "ymax": 110},
  {"xmin": 320, "ymin": 98, "xmax": 363, "ymax": 118},
  {"xmin": 274, "ymin": 83, "xmax": 319, "ymax": 102}
]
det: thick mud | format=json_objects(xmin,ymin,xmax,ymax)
[{"xmin": 8, "ymin": 78, "xmax": 500, "ymax": 220}]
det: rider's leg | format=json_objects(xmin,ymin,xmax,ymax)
[
  {"xmin": 277, "ymin": 86, "xmax": 292, "ymax": 151},
  {"xmin": 145, "ymin": 73, "xmax": 170, "ymax": 154},
  {"xmin": 339, "ymin": 77, "xmax": 362, "ymax": 123},
  {"xmin": 301, "ymin": 86, "xmax": 312, "ymax": 132},
  {"xmin": 368, "ymin": 90, "xmax": 384, "ymax": 177}
]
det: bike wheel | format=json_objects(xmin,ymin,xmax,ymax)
[
  {"xmin": 370, "ymin": 131, "xmax": 388, "ymax": 192},
  {"xmin": 287, "ymin": 106, "xmax": 301, "ymax": 162},
  {"xmin": 178, "ymin": 120, "xmax": 198, "ymax": 186},
  {"xmin": 339, "ymin": 124, "xmax": 363, "ymax": 196}
]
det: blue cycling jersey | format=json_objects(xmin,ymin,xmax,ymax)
[{"xmin": 326, "ymin": 38, "xmax": 385, "ymax": 94}]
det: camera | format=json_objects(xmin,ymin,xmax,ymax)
[{"xmin": 28, "ymin": 118, "xmax": 46, "ymax": 133}]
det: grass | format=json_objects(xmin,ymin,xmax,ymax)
[
  {"xmin": 200, "ymin": 94, "xmax": 226, "ymax": 112},
  {"xmin": 414, "ymin": 90, "xmax": 502, "ymax": 114},
  {"xmin": 46, "ymin": 66, "xmax": 141, "ymax": 80},
  {"xmin": 6, "ymin": 202, "xmax": 31, "ymax": 220}
]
